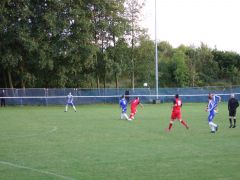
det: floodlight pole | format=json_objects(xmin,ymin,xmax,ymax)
[{"xmin": 155, "ymin": 0, "xmax": 159, "ymax": 99}]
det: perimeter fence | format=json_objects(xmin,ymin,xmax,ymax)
[{"xmin": 1, "ymin": 86, "xmax": 240, "ymax": 106}]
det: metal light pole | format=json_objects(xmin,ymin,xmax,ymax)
[{"xmin": 155, "ymin": 0, "xmax": 159, "ymax": 99}]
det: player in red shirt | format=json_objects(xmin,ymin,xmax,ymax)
[
  {"xmin": 166, "ymin": 94, "xmax": 189, "ymax": 131},
  {"xmin": 129, "ymin": 97, "xmax": 143, "ymax": 120}
]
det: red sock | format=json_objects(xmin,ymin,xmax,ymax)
[
  {"xmin": 168, "ymin": 123, "xmax": 173, "ymax": 130},
  {"xmin": 181, "ymin": 120, "xmax": 188, "ymax": 128},
  {"xmin": 130, "ymin": 113, "xmax": 133, "ymax": 119}
]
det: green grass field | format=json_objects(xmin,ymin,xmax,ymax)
[{"xmin": 0, "ymin": 103, "xmax": 240, "ymax": 180}]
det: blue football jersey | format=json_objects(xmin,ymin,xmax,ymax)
[
  {"xmin": 67, "ymin": 94, "xmax": 73, "ymax": 103},
  {"xmin": 208, "ymin": 100, "xmax": 215, "ymax": 112},
  {"xmin": 119, "ymin": 98, "xmax": 127, "ymax": 113},
  {"xmin": 213, "ymin": 95, "xmax": 220, "ymax": 105}
]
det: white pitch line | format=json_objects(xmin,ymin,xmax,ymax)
[
  {"xmin": 0, "ymin": 160, "xmax": 75, "ymax": 180},
  {"xmin": 0, "ymin": 126, "xmax": 57, "ymax": 140}
]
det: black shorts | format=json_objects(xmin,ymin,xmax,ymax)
[{"xmin": 229, "ymin": 110, "xmax": 236, "ymax": 117}]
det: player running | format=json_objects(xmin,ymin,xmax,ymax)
[
  {"xmin": 119, "ymin": 95, "xmax": 130, "ymax": 120},
  {"xmin": 129, "ymin": 97, "xmax": 143, "ymax": 120},
  {"xmin": 65, "ymin": 92, "xmax": 77, "ymax": 112},
  {"xmin": 166, "ymin": 94, "xmax": 189, "ymax": 131},
  {"xmin": 206, "ymin": 93, "xmax": 221, "ymax": 133}
]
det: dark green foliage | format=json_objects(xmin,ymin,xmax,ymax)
[
  {"xmin": 134, "ymin": 36, "xmax": 155, "ymax": 87},
  {"xmin": 212, "ymin": 50, "xmax": 240, "ymax": 85}
]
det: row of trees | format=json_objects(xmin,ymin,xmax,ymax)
[
  {"xmin": 158, "ymin": 42, "xmax": 240, "ymax": 87},
  {"xmin": 1, "ymin": 0, "xmax": 240, "ymax": 88}
]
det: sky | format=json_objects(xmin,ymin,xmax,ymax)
[{"xmin": 141, "ymin": 0, "xmax": 240, "ymax": 53}]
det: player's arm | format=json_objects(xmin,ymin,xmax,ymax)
[
  {"xmin": 215, "ymin": 95, "xmax": 221, "ymax": 102},
  {"xmin": 206, "ymin": 101, "xmax": 211, "ymax": 112},
  {"xmin": 205, "ymin": 100, "xmax": 209, "ymax": 111},
  {"xmin": 172, "ymin": 99, "xmax": 176, "ymax": 108},
  {"xmin": 119, "ymin": 100, "xmax": 122, "ymax": 108},
  {"xmin": 205, "ymin": 103, "xmax": 209, "ymax": 111},
  {"xmin": 236, "ymin": 100, "xmax": 239, "ymax": 108},
  {"xmin": 228, "ymin": 100, "xmax": 230, "ymax": 111}
]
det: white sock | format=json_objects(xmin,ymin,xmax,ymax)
[
  {"xmin": 120, "ymin": 113, "xmax": 124, "ymax": 119},
  {"xmin": 65, "ymin": 105, "xmax": 68, "ymax": 111},
  {"xmin": 209, "ymin": 122, "xmax": 217, "ymax": 131},
  {"xmin": 123, "ymin": 113, "xmax": 129, "ymax": 120}
]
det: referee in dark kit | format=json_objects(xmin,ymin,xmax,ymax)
[{"xmin": 228, "ymin": 94, "xmax": 239, "ymax": 128}]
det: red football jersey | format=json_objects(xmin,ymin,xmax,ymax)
[
  {"xmin": 131, "ymin": 98, "xmax": 140, "ymax": 109},
  {"xmin": 172, "ymin": 98, "xmax": 182, "ymax": 111}
]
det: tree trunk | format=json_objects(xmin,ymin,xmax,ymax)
[
  {"xmin": 20, "ymin": 65, "xmax": 25, "ymax": 88},
  {"xmin": 3, "ymin": 71, "xmax": 8, "ymax": 88},
  {"xmin": 96, "ymin": 75, "xmax": 100, "ymax": 88},
  {"xmin": 192, "ymin": 74, "xmax": 195, "ymax": 87},
  {"xmin": 21, "ymin": 79, "xmax": 25, "ymax": 89},
  {"xmin": 131, "ymin": 13, "xmax": 135, "ymax": 89},
  {"xmin": 7, "ymin": 69, "xmax": 14, "ymax": 89},
  {"xmin": 131, "ymin": 48, "xmax": 135, "ymax": 89},
  {"xmin": 131, "ymin": 71, "xmax": 135, "ymax": 89},
  {"xmin": 104, "ymin": 75, "xmax": 106, "ymax": 89},
  {"xmin": 115, "ymin": 73, "xmax": 119, "ymax": 88}
]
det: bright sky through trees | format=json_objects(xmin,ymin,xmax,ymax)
[{"xmin": 142, "ymin": 0, "xmax": 240, "ymax": 53}]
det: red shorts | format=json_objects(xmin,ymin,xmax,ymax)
[
  {"xmin": 131, "ymin": 108, "xmax": 136, "ymax": 114},
  {"xmin": 171, "ymin": 111, "xmax": 182, "ymax": 120}
]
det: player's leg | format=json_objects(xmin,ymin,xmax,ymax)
[
  {"xmin": 229, "ymin": 117, "xmax": 233, "ymax": 128},
  {"xmin": 229, "ymin": 110, "xmax": 233, "ymax": 128},
  {"xmin": 123, "ymin": 109, "xmax": 130, "ymax": 120},
  {"xmin": 179, "ymin": 119, "xmax": 189, "ymax": 129},
  {"xmin": 209, "ymin": 122, "xmax": 215, "ymax": 132},
  {"xmin": 120, "ymin": 108, "xmax": 124, "ymax": 119},
  {"xmin": 129, "ymin": 108, "xmax": 136, "ymax": 120},
  {"xmin": 233, "ymin": 117, "xmax": 236, "ymax": 128},
  {"xmin": 231, "ymin": 110, "xmax": 236, "ymax": 128},
  {"xmin": 72, "ymin": 103, "xmax": 77, "ymax": 112},
  {"xmin": 129, "ymin": 113, "xmax": 134, "ymax": 120},
  {"xmin": 167, "ymin": 112, "xmax": 175, "ymax": 131},
  {"xmin": 123, "ymin": 113, "xmax": 130, "ymax": 120},
  {"xmin": 121, "ymin": 109, "xmax": 130, "ymax": 120},
  {"xmin": 129, "ymin": 113, "xmax": 133, "ymax": 119},
  {"xmin": 120, "ymin": 112, "xmax": 124, "ymax": 119},
  {"xmin": 208, "ymin": 113, "xmax": 214, "ymax": 132},
  {"xmin": 65, "ymin": 104, "xmax": 68, "ymax": 112},
  {"xmin": 208, "ymin": 112, "xmax": 217, "ymax": 132},
  {"xmin": 209, "ymin": 121, "xmax": 218, "ymax": 132},
  {"xmin": 178, "ymin": 113, "xmax": 189, "ymax": 129},
  {"xmin": 167, "ymin": 119, "xmax": 174, "ymax": 131}
]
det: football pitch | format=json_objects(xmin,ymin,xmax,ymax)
[{"xmin": 0, "ymin": 103, "xmax": 240, "ymax": 180}]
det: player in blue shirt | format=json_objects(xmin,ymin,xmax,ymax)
[
  {"xmin": 206, "ymin": 94, "xmax": 221, "ymax": 133},
  {"xmin": 119, "ymin": 95, "xmax": 130, "ymax": 120},
  {"xmin": 65, "ymin": 92, "xmax": 77, "ymax": 112},
  {"xmin": 212, "ymin": 93, "xmax": 221, "ymax": 110}
]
